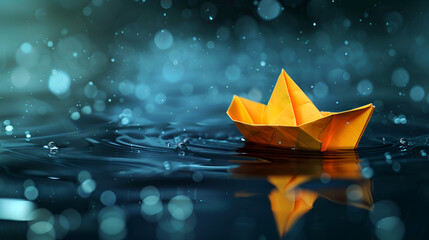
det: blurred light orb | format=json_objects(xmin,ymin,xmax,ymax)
[
  {"xmin": 82, "ymin": 6, "xmax": 92, "ymax": 16},
  {"xmin": 140, "ymin": 186, "xmax": 160, "ymax": 200},
  {"xmin": 81, "ymin": 179, "xmax": 96, "ymax": 194},
  {"xmin": 327, "ymin": 68, "xmax": 350, "ymax": 85},
  {"xmin": 154, "ymin": 30, "xmax": 174, "ymax": 50},
  {"xmin": 225, "ymin": 64, "xmax": 241, "ymax": 81},
  {"xmin": 207, "ymin": 41, "xmax": 215, "ymax": 49},
  {"xmin": 200, "ymin": 2, "xmax": 217, "ymax": 21},
  {"xmin": 20, "ymin": 42, "xmax": 33, "ymax": 54},
  {"xmin": 98, "ymin": 207, "xmax": 126, "ymax": 238},
  {"xmin": 81, "ymin": 106, "xmax": 92, "ymax": 115},
  {"xmin": 84, "ymin": 82, "xmax": 98, "ymax": 98},
  {"xmin": 24, "ymin": 186, "xmax": 39, "ymax": 200},
  {"xmin": 92, "ymin": 0, "xmax": 103, "ymax": 6},
  {"xmin": 248, "ymin": 88, "xmax": 262, "ymax": 102},
  {"xmin": 135, "ymin": 84, "xmax": 151, "ymax": 100},
  {"xmin": 391, "ymin": 68, "xmax": 409, "ymax": 87},
  {"xmin": 155, "ymin": 93, "xmax": 167, "ymax": 104},
  {"xmin": 71, "ymin": 112, "xmax": 80, "ymax": 120},
  {"xmin": 100, "ymin": 216, "xmax": 125, "ymax": 235},
  {"xmin": 162, "ymin": 63, "xmax": 184, "ymax": 82},
  {"xmin": 385, "ymin": 12, "xmax": 403, "ymax": 34},
  {"xmin": 160, "ymin": 0, "xmax": 172, "ymax": 9},
  {"xmin": 78, "ymin": 171, "xmax": 91, "ymax": 183},
  {"xmin": 375, "ymin": 216, "xmax": 405, "ymax": 240},
  {"xmin": 362, "ymin": 167, "xmax": 374, "ymax": 179},
  {"xmin": 357, "ymin": 79, "xmax": 373, "ymax": 96},
  {"xmin": 118, "ymin": 80, "xmax": 135, "ymax": 96},
  {"xmin": 410, "ymin": 85, "xmax": 425, "ymax": 102},
  {"xmin": 343, "ymin": 18, "xmax": 352, "ymax": 28},
  {"xmin": 313, "ymin": 82, "xmax": 329, "ymax": 98},
  {"xmin": 145, "ymin": 103, "xmax": 155, "ymax": 113},
  {"xmin": 370, "ymin": 200, "xmax": 401, "ymax": 225},
  {"xmin": 168, "ymin": 195, "xmax": 193, "ymax": 220},
  {"xmin": 346, "ymin": 184, "xmax": 363, "ymax": 201},
  {"xmin": 62, "ymin": 209, "xmax": 81, "ymax": 230},
  {"xmin": 94, "ymin": 100, "xmax": 106, "ymax": 112},
  {"xmin": 257, "ymin": 0, "xmax": 282, "ymax": 21},
  {"xmin": 48, "ymin": 70, "xmax": 71, "ymax": 95},
  {"xmin": 23, "ymin": 179, "xmax": 35, "ymax": 188},
  {"xmin": 100, "ymin": 190, "xmax": 116, "ymax": 207},
  {"xmin": 141, "ymin": 197, "xmax": 163, "ymax": 216},
  {"xmin": 29, "ymin": 221, "xmax": 53, "ymax": 235},
  {"xmin": 11, "ymin": 67, "xmax": 31, "ymax": 88},
  {"xmin": 16, "ymin": 45, "xmax": 40, "ymax": 68},
  {"xmin": 35, "ymin": 8, "xmax": 48, "ymax": 21}
]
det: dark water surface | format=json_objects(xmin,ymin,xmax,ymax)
[{"xmin": 1, "ymin": 114, "xmax": 429, "ymax": 240}]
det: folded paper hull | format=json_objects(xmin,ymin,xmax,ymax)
[
  {"xmin": 227, "ymin": 69, "xmax": 374, "ymax": 151},
  {"xmin": 231, "ymin": 103, "xmax": 374, "ymax": 151}
]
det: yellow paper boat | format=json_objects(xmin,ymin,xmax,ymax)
[{"xmin": 227, "ymin": 69, "xmax": 374, "ymax": 151}]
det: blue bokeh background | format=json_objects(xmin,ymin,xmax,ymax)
[{"xmin": 1, "ymin": 0, "xmax": 428, "ymax": 130}]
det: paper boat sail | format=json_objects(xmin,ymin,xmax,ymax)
[{"xmin": 227, "ymin": 69, "xmax": 374, "ymax": 151}]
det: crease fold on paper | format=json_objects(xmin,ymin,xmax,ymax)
[{"xmin": 227, "ymin": 69, "xmax": 374, "ymax": 151}]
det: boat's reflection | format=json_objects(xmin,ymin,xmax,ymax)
[{"xmin": 231, "ymin": 146, "xmax": 373, "ymax": 238}]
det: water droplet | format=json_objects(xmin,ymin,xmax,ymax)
[
  {"xmin": 5, "ymin": 124, "xmax": 13, "ymax": 134},
  {"xmin": 399, "ymin": 138, "xmax": 408, "ymax": 147},
  {"xmin": 384, "ymin": 152, "xmax": 392, "ymax": 164},
  {"xmin": 163, "ymin": 161, "xmax": 171, "ymax": 170},
  {"xmin": 45, "ymin": 141, "xmax": 60, "ymax": 155},
  {"xmin": 48, "ymin": 141, "xmax": 58, "ymax": 150},
  {"xmin": 176, "ymin": 142, "xmax": 188, "ymax": 151},
  {"xmin": 25, "ymin": 130, "xmax": 31, "ymax": 141}
]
